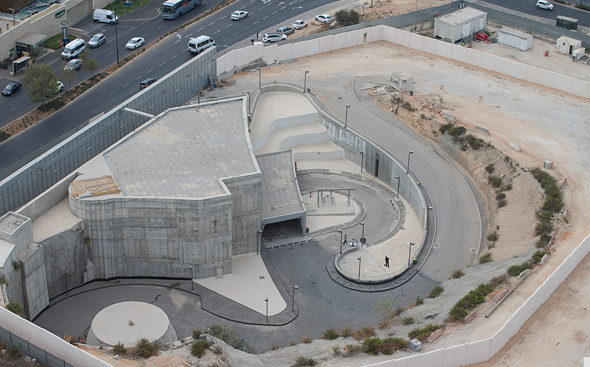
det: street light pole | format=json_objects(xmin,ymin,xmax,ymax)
[
  {"xmin": 189, "ymin": 266, "xmax": 194, "ymax": 290},
  {"xmin": 396, "ymin": 175, "xmax": 400, "ymax": 199},
  {"xmin": 292, "ymin": 286, "xmax": 298, "ymax": 312},
  {"xmin": 407, "ymin": 151, "xmax": 414, "ymax": 174},
  {"xmin": 303, "ymin": 70, "xmax": 309, "ymax": 93},
  {"xmin": 113, "ymin": 5, "xmax": 120, "ymax": 67},
  {"xmin": 265, "ymin": 297, "xmax": 269, "ymax": 323},
  {"xmin": 360, "ymin": 222, "xmax": 365, "ymax": 245},
  {"xmin": 64, "ymin": 271, "xmax": 69, "ymax": 295},
  {"xmin": 408, "ymin": 242, "xmax": 415, "ymax": 266},
  {"xmin": 357, "ymin": 257, "xmax": 362, "ymax": 281},
  {"xmin": 360, "ymin": 151, "xmax": 364, "ymax": 173},
  {"xmin": 338, "ymin": 229, "xmax": 342, "ymax": 255},
  {"xmin": 257, "ymin": 67, "xmax": 261, "ymax": 89},
  {"xmin": 344, "ymin": 105, "xmax": 351, "ymax": 129}
]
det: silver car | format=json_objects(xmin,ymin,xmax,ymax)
[
  {"xmin": 277, "ymin": 26, "xmax": 295, "ymax": 35},
  {"xmin": 88, "ymin": 33, "xmax": 106, "ymax": 48}
]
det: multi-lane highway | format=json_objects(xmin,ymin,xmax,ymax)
[
  {"xmin": 481, "ymin": 0, "xmax": 590, "ymax": 26},
  {"xmin": 0, "ymin": 0, "xmax": 337, "ymax": 171}
]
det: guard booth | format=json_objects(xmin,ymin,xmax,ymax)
[
  {"xmin": 15, "ymin": 33, "xmax": 47, "ymax": 58},
  {"xmin": 10, "ymin": 55, "xmax": 30, "ymax": 76}
]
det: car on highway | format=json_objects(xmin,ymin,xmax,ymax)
[
  {"xmin": 2, "ymin": 82, "xmax": 22, "ymax": 96},
  {"xmin": 293, "ymin": 20, "xmax": 307, "ymax": 29},
  {"xmin": 277, "ymin": 26, "xmax": 295, "ymax": 35},
  {"xmin": 315, "ymin": 14, "xmax": 333, "ymax": 23},
  {"xmin": 57, "ymin": 81, "xmax": 64, "ymax": 92},
  {"xmin": 536, "ymin": 0, "xmax": 554, "ymax": 10},
  {"xmin": 231, "ymin": 10, "xmax": 248, "ymax": 20},
  {"xmin": 262, "ymin": 33, "xmax": 287, "ymax": 43},
  {"xmin": 88, "ymin": 33, "xmax": 106, "ymax": 48},
  {"xmin": 126, "ymin": 37, "xmax": 145, "ymax": 50},
  {"xmin": 140, "ymin": 78, "xmax": 158, "ymax": 89},
  {"xmin": 64, "ymin": 59, "xmax": 83, "ymax": 71}
]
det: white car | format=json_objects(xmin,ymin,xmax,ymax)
[
  {"xmin": 293, "ymin": 20, "xmax": 308, "ymax": 29},
  {"xmin": 536, "ymin": 0, "xmax": 553, "ymax": 10},
  {"xmin": 126, "ymin": 37, "xmax": 145, "ymax": 50},
  {"xmin": 88, "ymin": 33, "xmax": 106, "ymax": 48},
  {"xmin": 315, "ymin": 14, "xmax": 333, "ymax": 23},
  {"xmin": 262, "ymin": 33, "xmax": 287, "ymax": 43},
  {"xmin": 57, "ymin": 81, "xmax": 64, "ymax": 92},
  {"xmin": 63, "ymin": 59, "xmax": 83, "ymax": 71},
  {"xmin": 231, "ymin": 10, "xmax": 248, "ymax": 20}
]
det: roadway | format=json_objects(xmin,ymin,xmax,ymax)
[
  {"xmin": 0, "ymin": 0, "xmax": 338, "ymax": 171},
  {"xmin": 480, "ymin": 0, "xmax": 590, "ymax": 26}
]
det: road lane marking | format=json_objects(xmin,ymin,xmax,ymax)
[
  {"xmin": 142, "ymin": 33, "xmax": 147, "ymax": 37},
  {"xmin": 198, "ymin": 27, "xmax": 204, "ymax": 31},
  {"xmin": 185, "ymin": 34, "xmax": 192, "ymax": 38},
  {"xmin": 110, "ymin": 91, "xmax": 117, "ymax": 95},
  {"xmin": 280, "ymin": 6, "xmax": 285, "ymax": 10},
  {"xmin": 254, "ymin": 20, "xmax": 259, "ymax": 24},
  {"xmin": 157, "ymin": 25, "xmax": 162, "ymax": 28},
  {"xmin": 123, "ymin": 83, "xmax": 129, "ymax": 88},
  {"xmin": 214, "ymin": 29, "xmax": 220, "ymax": 34},
  {"xmin": 159, "ymin": 61, "xmax": 166, "ymax": 66},
  {"xmin": 171, "ymin": 54, "xmax": 178, "ymax": 59},
  {"xmin": 244, "ymin": 26, "xmax": 250, "ymax": 30},
  {"xmin": 263, "ymin": 15, "xmax": 269, "ymax": 19},
  {"xmin": 9, "ymin": 107, "xmax": 16, "ymax": 111},
  {"xmin": 226, "ymin": 24, "xmax": 232, "ymax": 28},
  {"xmin": 147, "ymin": 68, "xmax": 154, "ymax": 73},
  {"xmin": 109, "ymin": 51, "xmax": 115, "ymax": 55},
  {"xmin": 271, "ymin": 11, "xmax": 277, "ymax": 14},
  {"xmin": 97, "ymin": 98, "xmax": 104, "ymax": 103},
  {"xmin": 223, "ymin": 38, "xmax": 228, "ymax": 42},
  {"xmin": 136, "ymin": 76, "xmax": 142, "ymax": 79},
  {"xmin": 220, "ymin": 16, "xmax": 226, "ymax": 20},
  {"xmin": 209, "ymin": 22, "xmax": 215, "ymax": 25}
]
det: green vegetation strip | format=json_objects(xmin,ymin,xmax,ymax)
[{"xmin": 449, "ymin": 283, "xmax": 493, "ymax": 321}]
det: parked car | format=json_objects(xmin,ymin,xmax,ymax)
[
  {"xmin": 88, "ymin": 33, "xmax": 106, "ymax": 48},
  {"xmin": 315, "ymin": 14, "xmax": 333, "ymax": 23},
  {"xmin": 64, "ymin": 59, "xmax": 83, "ymax": 71},
  {"xmin": 140, "ymin": 78, "xmax": 158, "ymax": 89},
  {"xmin": 126, "ymin": 37, "xmax": 145, "ymax": 50},
  {"xmin": 57, "ymin": 81, "xmax": 64, "ymax": 92},
  {"xmin": 231, "ymin": 10, "xmax": 248, "ymax": 20},
  {"xmin": 293, "ymin": 20, "xmax": 308, "ymax": 29},
  {"xmin": 2, "ymin": 81, "xmax": 22, "ymax": 96},
  {"xmin": 262, "ymin": 33, "xmax": 287, "ymax": 43},
  {"xmin": 277, "ymin": 26, "xmax": 295, "ymax": 35},
  {"xmin": 536, "ymin": 0, "xmax": 553, "ymax": 10}
]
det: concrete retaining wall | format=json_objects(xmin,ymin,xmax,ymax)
[
  {"xmin": 250, "ymin": 112, "xmax": 318, "ymax": 151},
  {"xmin": 279, "ymin": 132, "xmax": 328, "ymax": 151}
]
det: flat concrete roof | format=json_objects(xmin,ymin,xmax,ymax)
[
  {"xmin": 436, "ymin": 7, "xmax": 487, "ymax": 26},
  {"xmin": 256, "ymin": 150, "xmax": 305, "ymax": 223},
  {"xmin": 0, "ymin": 212, "xmax": 28, "ymax": 238},
  {"xmin": 80, "ymin": 98, "xmax": 258, "ymax": 199},
  {"xmin": 499, "ymin": 27, "xmax": 531, "ymax": 39}
]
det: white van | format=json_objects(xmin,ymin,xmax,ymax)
[
  {"xmin": 61, "ymin": 38, "xmax": 86, "ymax": 60},
  {"xmin": 93, "ymin": 9, "xmax": 118, "ymax": 24},
  {"xmin": 188, "ymin": 36, "xmax": 215, "ymax": 55}
]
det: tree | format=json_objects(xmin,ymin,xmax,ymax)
[
  {"xmin": 21, "ymin": 64, "xmax": 59, "ymax": 111},
  {"xmin": 61, "ymin": 61, "xmax": 78, "ymax": 91},
  {"xmin": 80, "ymin": 50, "xmax": 99, "ymax": 75},
  {"xmin": 334, "ymin": 9, "xmax": 360, "ymax": 27}
]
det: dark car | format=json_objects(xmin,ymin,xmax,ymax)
[
  {"xmin": 140, "ymin": 78, "xmax": 158, "ymax": 89},
  {"xmin": 277, "ymin": 26, "xmax": 295, "ymax": 35},
  {"xmin": 2, "ymin": 82, "xmax": 22, "ymax": 96}
]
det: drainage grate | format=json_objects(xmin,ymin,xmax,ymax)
[{"xmin": 470, "ymin": 248, "xmax": 477, "ymax": 253}]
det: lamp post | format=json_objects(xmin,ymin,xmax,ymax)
[
  {"xmin": 344, "ymin": 105, "xmax": 351, "ymax": 129},
  {"xmin": 360, "ymin": 151, "xmax": 364, "ymax": 173},
  {"xmin": 64, "ymin": 271, "xmax": 69, "ymax": 295},
  {"xmin": 303, "ymin": 70, "xmax": 309, "ymax": 93},
  {"xmin": 357, "ymin": 257, "xmax": 362, "ymax": 281},
  {"xmin": 406, "ymin": 151, "xmax": 414, "ymax": 174},
  {"xmin": 265, "ymin": 297, "xmax": 269, "ymax": 323},
  {"xmin": 113, "ymin": 5, "xmax": 120, "ymax": 67},
  {"xmin": 244, "ymin": 91, "xmax": 250, "ymax": 112},
  {"xmin": 360, "ymin": 222, "xmax": 365, "ymax": 245},
  {"xmin": 257, "ymin": 67, "xmax": 261, "ymax": 89},
  {"xmin": 9, "ymin": 8, "xmax": 14, "ymax": 26},
  {"xmin": 408, "ymin": 242, "xmax": 415, "ymax": 266},
  {"xmin": 338, "ymin": 229, "xmax": 343, "ymax": 255},
  {"xmin": 396, "ymin": 175, "xmax": 400, "ymax": 199},
  {"xmin": 188, "ymin": 266, "xmax": 194, "ymax": 290},
  {"xmin": 292, "ymin": 286, "xmax": 298, "ymax": 312}
]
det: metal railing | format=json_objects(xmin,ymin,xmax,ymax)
[{"xmin": 0, "ymin": 325, "xmax": 75, "ymax": 367}]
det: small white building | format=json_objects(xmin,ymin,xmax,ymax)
[
  {"xmin": 556, "ymin": 36, "xmax": 582, "ymax": 55},
  {"xmin": 434, "ymin": 7, "xmax": 487, "ymax": 43},
  {"xmin": 498, "ymin": 27, "xmax": 533, "ymax": 51}
]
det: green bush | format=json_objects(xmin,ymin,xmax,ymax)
[
  {"xmin": 530, "ymin": 167, "xmax": 563, "ymax": 213},
  {"xmin": 439, "ymin": 122, "xmax": 453, "ymax": 134},
  {"xmin": 507, "ymin": 261, "xmax": 534, "ymax": 277},
  {"xmin": 212, "ymin": 345, "xmax": 223, "ymax": 355},
  {"xmin": 479, "ymin": 253, "xmax": 493, "ymax": 264},
  {"xmin": 208, "ymin": 324, "xmax": 255, "ymax": 353},
  {"xmin": 465, "ymin": 134, "xmax": 485, "ymax": 150},
  {"xmin": 532, "ymin": 249, "xmax": 548, "ymax": 263},
  {"xmin": 363, "ymin": 337, "xmax": 407, "ymax": 355},
  {"xmin": 536, "ymin": 233, "xmax": 551, "ymax": 248},
  {"xmin": 543, "ymin": 196, "xmax": 563, "ymax": 213},
  {"xmin": 487, "ymin": 232, "xmax": 499, "ymax": 241},
  {"xmin": 341, "ymin": 326, "xmax": 352, "ymax": 337},
  {"xmin": 402, "ymin": 101, "xmax": 416, "ymax": 111},
  {"xmin": 192, "ymin": 329, "xmax": 204, "ymax": 339},
  {"xmin": 503, "ymin": 183, "xmax": 513, "ymax": 191},
  {"xmin": 0, "ymin": 131, "xmax": 11, "ymax": 143},
  {"xmin": 5, "ymin": 302, "xmax": 22, "ymax": 316},
  {"xmin": 323, "ymin": 328, "xmax": 339, "ymax": 340},
  {"xmin": 536, "ymin": 210, "xmax": 553, "ymax": 222},
  {"xmin": 7, "ymin": 346, "xmax": 21, "ymax": 360},
  {"xmin": 488, "ymin": 175, "xmax": 502, "ymax": 188},
  {"xmin": 408, "ymin": 324, "xmax": 440, "ymax": 340},
  {"xmin": 576, "ymin": 3, "xmax": 590, "ymax": 11},
  {"xmin": 496, "ymin": 192, "xmax": 506, "ymax": 201},
  {"xmin": 452, "ymin": 269, "xmax": 464, "ymax": 279},
  {"xmin": 191, "ymin": 339, "xmax": 210, "ymax": 357},
  {"xmin": 334, "ymin": 9, "xmax": 360, "ymax": 26},
  {"xmin": 415, "ymin": 296, "xmax": 424, "ymax": 305},
  {"xmin": 113, "ymin": 342, "xmax": 127, "ymax": 355},
  {"xmin": 294, "ymin": 356, "xmax": 317, "ymax": 366},
  {"xmin": 485, "ymin": 164, "xmax": 495, "ymax": 173},
  {"xmin": 498, "ymin": 199, "xmax": 507, "ymax": 208},
  {"xmin": 429, "ymin": 285, "xmax": 444, "ymax": 298},
  {"xmin": 402, "ymin": 316, "xmax": 414, "ymax": 325},
  {"xmin": 449, "ymin": 283, "xmax": 493, "ymax": 321},
  {"xmin": 535, "ymin": 221, "xmax": 553, "ymax": 236},
  {"xmin": 135, "ymin": 338, "xmax": 158, "ymax": 358}
]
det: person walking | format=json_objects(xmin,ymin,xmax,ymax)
[
  {"xmin": 257, "ymin": 32, "xmax": 261, "ymax": 41},
  {"xmin": 384, "ymin": 256, "xmax": 389, "ymax": 267},
  {"xmin": 343, "ymin": 234, "xmax": 348, "ymax": 245},
  {"xmin": 251, "ymin": 37, "xmax": 255, "ymax": 45}
]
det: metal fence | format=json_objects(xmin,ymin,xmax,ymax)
[{"xmin": 0, "ymin": 325, "xmax": 75, "ymax": 367}]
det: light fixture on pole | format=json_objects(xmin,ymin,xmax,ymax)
[
  {"xmin": 292, "ymin": 286, "xmax": 298, "ymax": 312},
  {"xmin": 265, "ymin": 297, "xmax": 269, "ymax": 323},
  {"xmin": 344, "ymin": 105, "xmax": 351, "ymax": 129},
  {"xmin": 408, "ymin": 242, "xmax": 415, "ymax": 266},
  {"xmin": 303, "ymin": 70, "xmax": 309, "ymax": 93},
  {"xmin": 396, "ymin": 175, "xmax": 400, "ymax": 199},
  {"xmin": 357, "ymin": 257, "xmax": 362, "ymax": 281},
  {"xmin": 257, "ymin": 67, "xmax": 261, "ymax": 89},
  {"xmin": 113, "ymin": 5, "xmax": 120, "ymax": 67},
  {"xmin": 360, "ymin": 222, "xmax": 365, "ymax": 245},
  {"xmin": 407, "ymin": 151, "xmax": 414, "ymax": 174},
  {"xmin": 188, "ymin": 266, "xmax": 194, "ymax": 290},
  {"xmin": 9, "ymin": 8, "xmax": 15, "ymax": 26},
  {"xmin": 338, "ymin": 229, "xmax": 343, "ymax": 255}
]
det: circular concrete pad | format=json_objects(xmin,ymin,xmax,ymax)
[{"xmin": 90, "ymin": 301, "xmax": 173, "ymax": 346}]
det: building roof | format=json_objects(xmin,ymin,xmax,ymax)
[
  {"xmin": 16, "ymin": 33, "xmax": 46, "ymax": 45},
  {"xmin": 436, "ymin": 7, "xmax": 487, "ymax": 26},
  {"xmin": 256, "ymin": 150, "xmax": 305, "ymax": 223},
  {"xmin": 499, "ymin": 27, "xmax": 531, "ymax": 39},
  {"xmin": 79, "ymin": 98, "xmax": 258, "ymax": 199}
]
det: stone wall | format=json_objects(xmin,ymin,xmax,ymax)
[{"xmin": 18, "ymin": 243, "xmax": 49, "ymax": 319}]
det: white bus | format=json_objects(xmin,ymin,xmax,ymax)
[{"xmin": 161, "ymin": 0, "xmax": 202, "ymax": 19}]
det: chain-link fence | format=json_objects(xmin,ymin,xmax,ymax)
[{"xmin": 0, "ymin": 325, "xmax": 75, "ymax": 367}]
